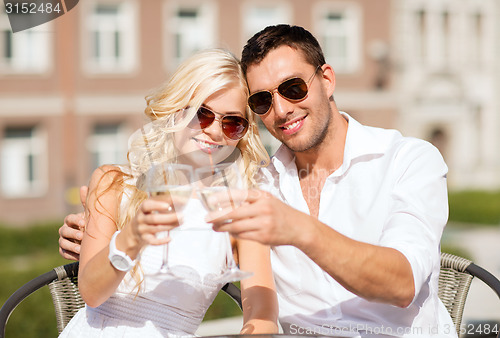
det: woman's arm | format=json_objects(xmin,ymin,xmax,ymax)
[
  {"xmin": 78, "ymin": 165, "xmax": 176, "ymax": 307},
  {"xmin": 237, "ymin": 238, "xmax": 279, "ymax": 334},
  {"xmin": 78, "ymin": 165, "xmax": 132, "ymax": 307}
]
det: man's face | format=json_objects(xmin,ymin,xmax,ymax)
[{"xmin": 246, "ymin": 46, "xmax": 333, "ymax": 153}]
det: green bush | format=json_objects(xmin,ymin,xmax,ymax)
[
  {"xmin": 448, "ymin": 190, "xmax": 500, "ymax": 225},
  {"xmin": 0, "ymin": 223, "xmax": 66, "ymax": 338}
]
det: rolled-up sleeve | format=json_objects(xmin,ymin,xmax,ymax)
[{"xmin": 379, "ymin": 139, "xmax": 449, "ymax": 303}]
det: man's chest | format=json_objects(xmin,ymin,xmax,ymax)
[{"xmin": 299, "ymin": 175, "xmax": 328, "ymax": 219}]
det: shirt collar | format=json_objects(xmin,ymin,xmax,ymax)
[
  {"xmin": 341, "ymin": 112, "xmax": 389, "ymax": 165},
  {"xmin": 271, "ymin": 112, "xmax": 392, "ymax": 176}
]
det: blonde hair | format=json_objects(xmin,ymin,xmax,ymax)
[
  {"xmin": 119, "ymin": 48, "xmax": 269, "ymax": 228},
  {"xmin": 93, "ymin": 49, "xmax": 270, "ymax": 286}
]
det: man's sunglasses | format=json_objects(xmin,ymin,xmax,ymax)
[
  {"xmin": 248, "ymin": 66, "xmax": 321, "ymax": 115},
  {"xmin": 187, "ymin": 106, "xmax": 249, "ymax": 140}
]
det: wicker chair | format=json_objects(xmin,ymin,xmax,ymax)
[
  {"xmin": 0, "ymin": 261, "xmax": 242, "ymax": 337},
  {"xmin": 0, "ymin": 262, "xmax": 82, "ymax": 338},
  {"xmin": 439, "ymin": 252, "xmax": 500, "ymax": 337}
]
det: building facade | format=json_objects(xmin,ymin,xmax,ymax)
[
  {"xmin": 394, "ymin": 0, "xmax": 500, "ymax": 189},
  {"xmin": 0, "ymin": 0, "xmax": 496, "ymax": 225}
]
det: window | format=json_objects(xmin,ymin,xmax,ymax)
[
  {"xmin": 314, "ymin": 5, "xmax": 362, "ymax": 73},
  {"xmin": 416, "ymin": 9, "xmax": 427, "ymax": 62},
  {"xmin": 0, "ymin": 13, "xmax": 52, "ymax": 74},
  {"xmin": 1, "ymin": 126, "xmax": 47, "ymax": 197},
  {"xmin": 470, "ymin": 11, "xmax": 484, "ymax": 65},
  {"xmin": 83, "ymin": 0, "xmax": 137, "ymax": 74},
  {"xmin": 87, "ymin": 123, "xmax": 128, "ymax": 171},
  {"xmin": 241, "ymin": 3, "xmax": 291, "ymax": 43},
  {"xmin": 167, "ymin": 1, "xmax": 216, "ymax": 68},
  {"xmin": 442, "ymin": 11, "xmax": 450, "ymax": 61}
]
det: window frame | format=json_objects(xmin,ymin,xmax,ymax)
[
  {"xmin": 81, "ymin": 0, "xmax": 139, "ymax": 75},
  {"xmin": 86, "ymin": 122, "xmax": 129, "ymax": 173},
  {"xmin": 0, "ymin": 12, "xmax": 53, "ymax": 75},
  {"xmin": 312, "ymin": 2, "xmax": 363, "ymax": 74},
  {"xmin": 240, "ymin": 1, "xmax": 292, "ymax": 45},
  {"xmin": 0, "ymin": 126, "xmax": 48, "ymax": 198},
  {"xmin": 163, "ymin": 0, "xmax": 217, "ymax": 72}
]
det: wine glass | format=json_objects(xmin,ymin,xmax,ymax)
[
  {"xmin": 146, "ymin": 162, "xmax": 194, "ymax": 277},
  {"xmin": 194, "ymin": 163, "xmax": 253, "ymax": 282}
]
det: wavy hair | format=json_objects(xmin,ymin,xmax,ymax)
[
  {"xmin": 91, "ymin": 49, "xmax": 271, "ymax": 286},
  {"xmin": 119, "ymin": 48, "xmax": 269, "ymax": 228}
]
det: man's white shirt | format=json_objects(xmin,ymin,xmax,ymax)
[{"xmin": 258, "ymin": 113, "xmax": 457, "ymax": 337}]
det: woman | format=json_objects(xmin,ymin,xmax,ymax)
[{"xmin": 59, "ymin": 49, "xmax": 278, "ymax": 337}]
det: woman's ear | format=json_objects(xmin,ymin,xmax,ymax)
[{"xmin": 320, "ymin": 64, "xmax": 336, "ymax": 98}]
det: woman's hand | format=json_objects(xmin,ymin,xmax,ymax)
[{"xmin": 121, "ymin": 198, "xmax": 183, "ymax": 250}]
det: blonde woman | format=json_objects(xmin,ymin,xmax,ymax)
[{"xmin": 59, "ymin": 49, "xmax": 278, "ymax": 337}]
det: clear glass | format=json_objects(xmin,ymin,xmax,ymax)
[
  {"xmin": 146, "ymin": 163, "xmax": 194, "ymax": 278},
  {"xmin": 194, "ymin": 163, "xmax": 253, "ymax": 282}
]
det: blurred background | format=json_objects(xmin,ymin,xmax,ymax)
[{"xmin": 0, "ymin": 0, "xmax": 499, "ymax": 337}]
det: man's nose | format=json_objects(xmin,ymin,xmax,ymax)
[{"xmin": 271, "ymin": 90, "xmax": 294, "ymax": 118}]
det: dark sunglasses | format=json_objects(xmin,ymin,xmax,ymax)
[
  {"xmin": 248, "ymin": 66, "xmax": 321, "ymax": 115},
  {"xmin": 186, "ymin": 106, "xmax": 249, "ymax": 140}
]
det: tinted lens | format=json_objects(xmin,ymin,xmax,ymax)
[
  {"xmin": 188, "ymin": 107, "xmax": 215, "ymax": 129},
  {"xmin": 248, "ymin": 91, "xmax": 273, "ymax": 115},
  {"xmin": 278, "ymin": 78, "xmax": 308, "ymax": 100},
  {"xmin": 248, "ymin": 77, "xmax": 309, "ymax": 115},
  {"xmin": 222, "ymin": 115, "xmax": 249, "ymax": 140}
]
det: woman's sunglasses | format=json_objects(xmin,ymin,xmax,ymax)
[
  {"xmin": 247, "ymin": 66, "xmax": 321, "ymax": 116},
  {"xmin": 187, "ymin": 106, "xmax": 249, "ymax": 140}
]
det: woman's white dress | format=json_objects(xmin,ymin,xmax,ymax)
[{"xmin": 59, "ymin": 198, "xmax": 231, "ymax": 337}]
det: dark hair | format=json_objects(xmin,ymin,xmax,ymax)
[{"xmin": 241, "ymin": 24, "xmax": 326, "ymax": 75}]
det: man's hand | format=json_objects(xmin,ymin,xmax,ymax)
[
  {"xmin": 58, "ymin": 213, "xmax": 85, "ymax": 260},
  {"xmin": 206, "ymin": 189, "xmax": 309, "ymax": 247},
  {"xmin": 58, "ymin": 186, "xmax": 88, "ymax": 260}
]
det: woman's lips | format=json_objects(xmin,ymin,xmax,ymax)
[{"xmin": 193, "ymin": 138, "xmax": 223, "ymax": 154}]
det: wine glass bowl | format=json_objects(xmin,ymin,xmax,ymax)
[
  {"xmin": 194, "ymin": 163, "xmax": 253, "ymax": 282},
  {"xmin": 149, "ymin": 185, "xmax": 192, "ymax": 214},
  {"xmin": 146, "ymin": 163, "xmax": 194, "ymax": 277}
]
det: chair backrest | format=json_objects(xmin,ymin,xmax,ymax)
[
  {"xmin": 0, "ymin": 262, "xmax": 82, "ymax": 338},
  {"xmin": 439, "ymin": 252, "xmax": 500, "ymax": 336},
  {"xmin": 48, "ymin": 262, "xmax": 84, "ymax": 333},
  {"xmin": 1, "ymin": 261, "xmax": 242, "ymax": 337}
]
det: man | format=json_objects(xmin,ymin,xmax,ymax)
[{"xmin": 59, "ymin": 25, "xmax": 456, "ymax": 337}]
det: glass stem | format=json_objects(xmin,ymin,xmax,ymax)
[
  {"xmin": 161, "ymin": 231, "xmax": 170, "ymax": 271},
  {"xmin": 225, "ymin": 232, "xmax": 236, "ymax": 270}
]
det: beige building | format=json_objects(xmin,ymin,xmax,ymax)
[
  {"xmin": 1, "ymin": 0, "xmax": 495, "ymax": 226},
  {"xmin": 393, "ymin": 0, "xmax": 500, "ymax": 189}
]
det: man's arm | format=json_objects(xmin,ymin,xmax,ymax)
[
  {"xmin": 208, "ymin": 192, "xmax": 415, "ymax": 307},
  {"xmin": 297, "ymin": 217, "xmax": 415, "ymax": 307},
  {"xmin": 207, "ymin": 141, "xmax": 447, "ymax": 308},
  {"xmin": 58, "ymin": 186, "xmax": 88, "ymax": 261}
]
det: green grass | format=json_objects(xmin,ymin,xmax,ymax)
[{"xmin": 448, "ymin": 190, "xmax": 500, "ymax": 225}]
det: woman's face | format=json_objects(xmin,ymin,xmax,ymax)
[{"xmin": 173, "ymin": 84, "xmax": 248, "ymax": 167}]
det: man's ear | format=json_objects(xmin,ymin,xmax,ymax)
[{"xmin": 320, "ymin": 64, "xmax": 336, "ymax": 98}]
